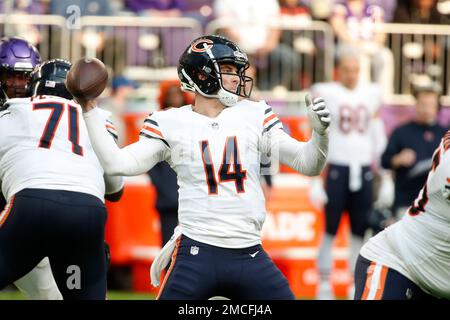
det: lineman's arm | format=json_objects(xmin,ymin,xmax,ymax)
[
  {"xmin": 82, "ymin": 105, "xmax": 168, "ymax": 176},
  {"xmin": 263, "ymin": 96, "xmax": 330, "ymax": 176},
  {"xmin": 104, "ymin": 174, "xmax": 124, "ymax": 202}
]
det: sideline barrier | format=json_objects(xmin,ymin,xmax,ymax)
[
  {"xmin": 1, "ymin": 16, "xmax": 449, "ymax": 104},
  {"xmin": 105, "ymin": 176, "xmax": 161, "ymax": 295},
  {"xmin": 263, "ymin": 182, "xmax": 350, "ymax": 299},
  {"xmin": 0, "ymin": 14, "xmax": 70, "ymax": 60}
]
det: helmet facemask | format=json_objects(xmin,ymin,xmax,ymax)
[
  {"xmin": 203, "ymin": 59, "xmax": 253, "ymax": 107},
  {"xmin": 0, "ymin": 68, "xmax": 33, "ymax": 99},
  {"xmin": 216, "ymin": 60, "xmax": 253, "ymax": 101}
]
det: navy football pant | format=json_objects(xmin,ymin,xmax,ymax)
[
  {"xmin": 325, "ymin": 164, "xmax": 373, "ymax": 237},
  {"xmin": 354, "ymin": 255, "xmax": 437, "ymax": 300},
  {"xmin": 0, "ymin": 188, "xmax": 107, "ymax": 300},
  {"xmin": 158, "ymin": 235, "xmax": 295, "ymax": 300}
]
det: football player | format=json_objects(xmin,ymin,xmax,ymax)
[
  {"xmin": 79, "ymin": 35, "xmax": 331, "ymax": 300},
  {"xmin": 310, "ymin": 46, "xmax": 389, "ymax": 299},
  {"xmin": 0, "ymin": 36, "xmax": 63, "ymax": 300},
  {"xmin": 0, "ymin": 59, "xmax": 124, "ymax": 299},
  {"xmin": 355, "ymin": 130, "xmax": 450, "ymax": 300}
]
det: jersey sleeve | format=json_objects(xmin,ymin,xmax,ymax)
[
  {"xmin": 262, "ymin": 104, "xmax": 283, "ymax": 133},
  {"xmin": 96, "ymin": 108, "xmax": 119, "ymax": 142},
  {"xmin": 105, "ymin": 117, "xmax": 118, "ymax": 142},
  {"xmin": 139, "ymin": 112, "xmax": 170, "ymax": 148}
]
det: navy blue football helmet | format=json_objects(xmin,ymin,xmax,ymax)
[
  {"xmin": 178, "ymin": 35, "xmax": 253, "ymax": 106},
  {"xmin": 29, "ymin": 59, "xmax": 73, "ymax": 100}
]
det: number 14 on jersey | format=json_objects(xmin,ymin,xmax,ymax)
[{"xmin": 199, "ymin": 136, "xmax": 247, "ymax": 195}]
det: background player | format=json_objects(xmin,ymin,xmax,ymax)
[
  {"xmin": 0, "ymin": 59, "xmax": 124, "ymax": 299},
  {"xmin": 355, "ymin": 129, "xmax": 450, "ymax": 300},
  {"xmin": 78, "ymin": 35, "xmax": 330, "ymax": 300},
  {"xmin": 310, "ymin": 46, "xmax": 388, "ymax": 299}
]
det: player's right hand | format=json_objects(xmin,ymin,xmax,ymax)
[{"xmin": 305, "ymin": 94, "xmax": 330, "ymax": 135}]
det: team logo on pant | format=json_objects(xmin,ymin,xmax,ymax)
[{"xmin": 190, "ymin": 246, "xmax": 199, "ymax": 256}]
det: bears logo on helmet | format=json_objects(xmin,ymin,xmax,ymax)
[{"xmin": 190, "ymin": 38, "xmax": 214, "ymax": 53}]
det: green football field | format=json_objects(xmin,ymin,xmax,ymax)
[{"xmin": 0, "ymin": 290, "xmax": 156, "ymax": 300}]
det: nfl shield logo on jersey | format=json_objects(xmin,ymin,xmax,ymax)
[{"xmin": 190, "ymin": 246, "xmax": 199, "ymax": 256}]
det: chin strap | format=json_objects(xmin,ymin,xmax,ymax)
[{"xmin": 218, "ymin": 88, "xmax": 238, "ymax": 107}]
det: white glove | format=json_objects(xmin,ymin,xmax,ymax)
[
  {"xmin": 375, "ymin": 172, "xmax": 395, "ymax": 209},
  {"xmin": 309, "ymin": 177, "xmax": 328, "ymax": 210},
  {"xmin": 305, "ymin": 94, "xmax": 330, "ymax": 135}
]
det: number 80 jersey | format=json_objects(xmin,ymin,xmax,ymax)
[
  {"xmin": 311, "ymin": 82, "xmax": 382, "ymax": 166},
  {"xmin": 0, "ymin": 96, "xmax": 116, "ymax": 202},
  {"xmin": 140, "ymin": 100, "xmax": 283, "ymax": 248}
]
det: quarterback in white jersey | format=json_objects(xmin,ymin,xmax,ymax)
[
  {"xmin": 0, "ymin": 59, "xmax": 123, "ymax": 300},
  {"xmin": 80, "ymin": 35, "xmax": 331, "ymax": 299},
  {"xmin": 355, "ymin": 130, "xmax": 450, "ymax": 300},
  {"xmin": 310, "ymin": 47, "xmax": 388, "ymax": 300}
]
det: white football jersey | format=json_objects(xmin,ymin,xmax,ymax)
[
  {"xmin": 0, "ymin": 96, "xmax": 116, "ymax": 202},
  {"xmin": 140, "ymin": 99, "xmax": 283, "ymax": 248},
  {"xmin": 361, "ymin": 130, "xmax": 450, "ymax": 299},
  {"xmin": 311, "ymin": 82, "xmax": 382, "ymax": 166}
]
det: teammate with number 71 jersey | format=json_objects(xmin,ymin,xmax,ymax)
[
  {"xmin": 0, "ymin": 83, "xmax": 117, "ymax": 203},
  {"xmin": 0, "ymin": 59, "xmax": 123, "ymax": 299},
  {"xmin": 355, "ymin": 130, "xmax": 450, "ymax": 300}
]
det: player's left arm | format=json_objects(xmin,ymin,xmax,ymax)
[{"xmin": 262, "ymin": 95, "xmax": 330, "ymax": 176}]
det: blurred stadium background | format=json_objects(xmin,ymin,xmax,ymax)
[{"xmin": 0, "ymin": 0, "xmax": 449, "ymax": 300}]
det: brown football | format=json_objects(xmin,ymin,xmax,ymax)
[{"xmin": 65, "ymin": 57, "xmax": 108, "ymax": 101}]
